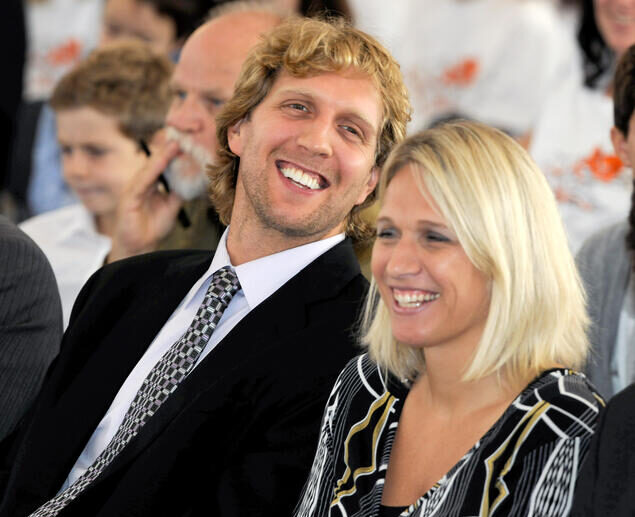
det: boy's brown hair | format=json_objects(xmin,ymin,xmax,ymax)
[{"xmin": 50, "ymin": 40, "xmax": 173, "ymax": 143}]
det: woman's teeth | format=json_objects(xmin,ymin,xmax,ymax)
[{"xmin": 393, "ymin": 290, "xmax": 440, "ymax": 308}]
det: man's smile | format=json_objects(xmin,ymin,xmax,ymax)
[{"xmin": 276, "ymin": 160, "xmax": 329, "ymax": 191}]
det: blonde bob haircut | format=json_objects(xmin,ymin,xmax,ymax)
[
  {"xmin": 209, "ymin": 16, "xmax": 411, "ymax": 244},
  {"xmin": 362, "ymin": 120, "xmax": 590, "ymax": 383}
]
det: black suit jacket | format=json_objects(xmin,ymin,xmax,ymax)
[
  {"xmin": 571, "ymin": 383, "xmax": 635, "ymax": 516},
  {"xmin": 0, "ymin": 239, "xmax": 367, "ymax": 517}
]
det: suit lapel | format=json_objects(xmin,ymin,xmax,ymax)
[{"xmin": 92, "ymin": 239, "xmax": 362, "ymax": 484}]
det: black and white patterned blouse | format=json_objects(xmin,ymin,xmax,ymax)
[{"xmin": 294, "ymin": 354, "xmax": 603, "ymax": 517}]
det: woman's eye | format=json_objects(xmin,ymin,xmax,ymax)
[
  {"xmin": 377, "ymin": 228, "xmax": 397, "ymax": 239},
  {"xmin": 426, "ymin": 231, "xmax": 449, "ymax": 243}
]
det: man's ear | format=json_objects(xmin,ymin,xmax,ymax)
[
  {"xmin": 611, "ymin": 126, "xmax": 632, "ymax": 168},
  {"xmin": 355, "ymin": 166, "xmax": 380, "ymax": 206},
  {"xmin": 227, "ymin": 118, "xmax": 246, "ymax": 157}
]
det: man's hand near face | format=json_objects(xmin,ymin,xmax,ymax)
[{"xmin": 107, "ymin": 138, "xmax": 183, "ymax": 263}]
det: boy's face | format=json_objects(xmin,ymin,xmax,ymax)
[
  {"xmin": 101, "ymin": 0, "xmax": 178, "ymax": 56},
  {"xmin": 611, "ymin": 110, "xmax": 635, "ymax": 170},
  {"xmin": 57, "ymin": 107, "xmax": 147, "ymax": 219}
]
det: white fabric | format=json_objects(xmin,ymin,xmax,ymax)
[
  {"xmin": 529, "ymin": 80, "xmax": 632, "ymax": 252},
  {"xmin": 350, "ymin": 0, "xmax": 578, "ymax": 135},
  {"xmin": 24, "ymin": 0, "xmax": 103, "ymax": 100},
  {"xmin": 612, "ymin": 273, "xmax": 635, "ymax": 394},
  {"xmin": 19, "ymin": 204, "xmax": 111, "ymax": 329},
  {"xmin": 59, "ymin": 229, "xmax": 345, "ymax": 491}
]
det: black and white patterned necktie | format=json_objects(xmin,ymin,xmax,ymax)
[{"xmin": 30, "ymin": 266, "xmax": 241, "ymax": 517}]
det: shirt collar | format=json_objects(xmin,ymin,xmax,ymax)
[
  {"xmin": 182, "ymin": 227, "xmax": 345, "ymax": 311},
  {"xmin": 58, "ymin": 204, "xmax": 105, "ymax": 242}
]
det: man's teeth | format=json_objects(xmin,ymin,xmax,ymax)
[
  {"xmin": 280, "ymin": 166, "xmax": 321, "ymax": 190},
  {"xmin": 394, "ymin": 291, "xmax": 440, "ymax": 308}
]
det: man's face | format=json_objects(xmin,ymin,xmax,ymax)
[
  {"xmin": 227, "ymin": 70, "xmax": 381, "ymax": 241},
  {"xmin": 101, "ymin": 0, "xmax": 178, "ymax": 55},
  {"xmin": 164, "ymin": 14, "xmax": 278, "ymax": 199}
]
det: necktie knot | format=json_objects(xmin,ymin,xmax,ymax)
[{"xmin": 208, "ymin": 266, "xmax": 241, "ymax": 303}]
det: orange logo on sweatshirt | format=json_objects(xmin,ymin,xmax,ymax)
[
  {"xmin": 47, "ymin": 39, "xmax": 82, "ymax": 65},
  {"xmin": 574, "ymin": 148, "xmax": 623, "ymax": 182},
  {"xmin": 442, "ymin": 58, "xmax": 479, "ymax": 87}
]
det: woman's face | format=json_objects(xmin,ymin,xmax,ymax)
[
  {"xmin": 595, "ymin": 0, "xmax": 635, "ymax": 56},
  {"xmin": 371, "ymin": 165, "xmax": 491, "ymax": 351}
]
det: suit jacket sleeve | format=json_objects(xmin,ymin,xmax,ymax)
[
  {"xmin": 571, "ymin": 384, "xmax": 635, "ymax": 517},
  {"xmin": 0, "ymin": 217, "xmax": 63, "ymax": 440}
]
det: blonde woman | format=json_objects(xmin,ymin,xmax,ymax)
[{"xmin": 295, "ymin": 120, "xmax": 603, "ymax": 517}]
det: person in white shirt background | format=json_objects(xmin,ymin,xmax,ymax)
[
  {"xmin": 530, "ymin": 0, "xmax": 635, "ymax": 252},
  {"xmin": 349, "ymin": 0, "xmax": 577, "ymax": 138}
]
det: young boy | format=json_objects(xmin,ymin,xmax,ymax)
[{"xmin": 20, "ymin": 41, "xmax": 173, "ymax": 327}]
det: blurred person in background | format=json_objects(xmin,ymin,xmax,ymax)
[
  {"xmin": 530, "ymin": 0, "xmax": 635, "ymax": 252},
  {"xmin": 576, "ymin": 43, "xmax": 635, "ymax": 399},
  {"xmin": 349, "ymin": 0, "xmax": 576, "ymax": 140},
  {"xmin": 0, "ymin": 216, "xmax": 62, "ymax": 443},
  {"xmin": 3, "ymin": 0, "xmax": 215, "ymax": 222},
  {"xmin": 0, "ymin": 0, "xmax": 26, "ymax": 211},
  {"xmin": 106, "ymin": 2, "xmax": 286, "ymax": 262}
]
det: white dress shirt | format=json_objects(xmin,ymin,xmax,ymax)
[
  {"xmin": 19, "ymin": 203, "xmax": 111, "ymax": 328},
  {"xmin": 60, "ymin": 229, "xmax": 345, "ymax": 491}
]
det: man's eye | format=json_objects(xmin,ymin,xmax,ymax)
[
  {"xmin": 341, "ymin": 125, "xmax": 361, "ymax": 138},
  {"xmin": 287, "ymin": 103, "xmax": 309, "ymax": 112},
  {"xmin": 204, "ymin": 97, "xmax": 224, "ymax": 109},
  {"xmin": 171, "ymin": 89, "xmax": 186, "ymax": 101},
  {"xmin": 60, "ymin": 146, "xmax": 72, "ymax": 156}
]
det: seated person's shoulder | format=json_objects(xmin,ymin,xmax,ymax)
[
  {"xmin": 601, "ymin": 382, "xmax": 635, "ymax": 425},
  {"xmin": 1, "ymin": 215, "xmax": 49, "ymax": 265},
  {"xmin": 96, "ymin": 248, "xmax": 213, "ymax": 285},
  {"xmin": 529, "ymin": 369, "xmax": 604, "ymax": 422},
  {"xmin": 576, "ymin": 221, "xmax": 628, "ymax": 266},
  {"xmin": 332, "ymin": 353, "xmax": 402, "ymax": 402}
]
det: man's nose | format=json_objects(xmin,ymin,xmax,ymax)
[{"xmin": 296, "ymin": 118, "xmax": 333, "ymax": 157}]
